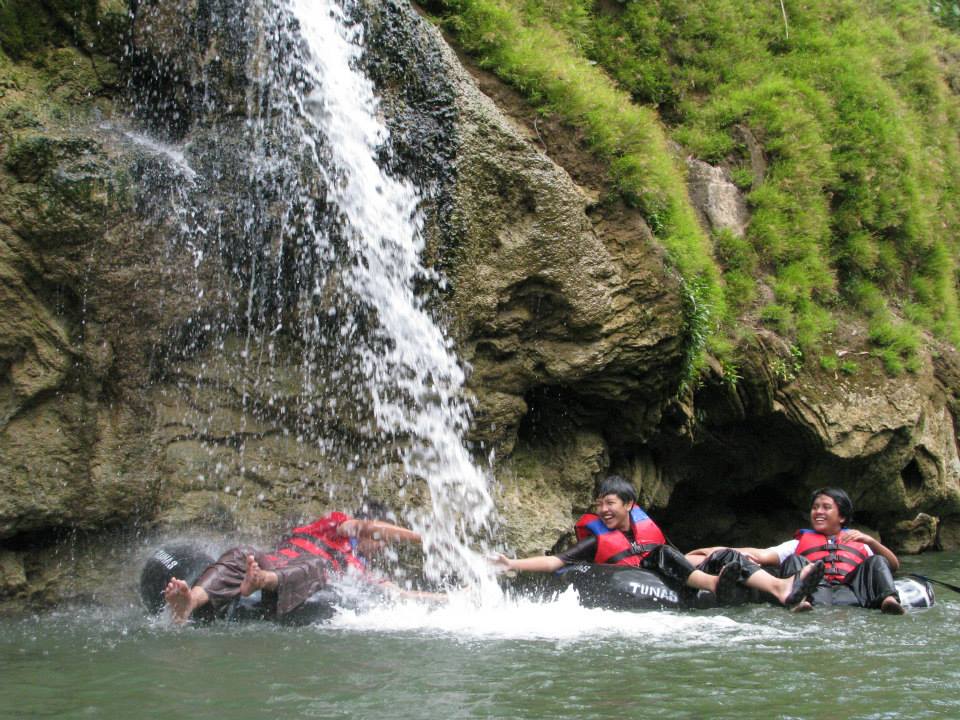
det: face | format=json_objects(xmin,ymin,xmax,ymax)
[
  {"xmin": 810, "ymin": 494, "xmax": 845, "ymax": 536},
  {"xmin": 595, "ymin": 493, "xmax": 633, "ymax": 531}
]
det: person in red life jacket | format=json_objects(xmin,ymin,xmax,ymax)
[
  {"xmin": 691, "ymin": 487, "xmax": 904, "ymax": 614},
  {"xmin": 492, "ymin": 475, "xmax": 824, "ymax": 609},
  {"xmin": 162, "ymin": 504, "xmax": 435, "ymax": 624}
]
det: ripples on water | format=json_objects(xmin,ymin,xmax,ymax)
[{"xmin": 2, "ymin": 553, "xmax": 958, "ymax": 719}]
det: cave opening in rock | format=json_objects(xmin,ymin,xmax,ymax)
[
  {"xmin": 656, "ymin": 476, "xmax": 802, "ymax": 550},
  {"xmin": 901, "ymin": 456, "xmax": 924, "ymax": 492},
  {"xmin": 516, "ymin": 385, "xmax": 579, "ymax": 448}
]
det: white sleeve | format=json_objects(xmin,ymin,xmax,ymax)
[{"xmin": 766, "ymin": 539, "xmax": 799, "ymax": 564}]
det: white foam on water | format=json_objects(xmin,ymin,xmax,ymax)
[{"xmin": 325, "ymin": 589, "xmax": 795, "ymax": 645}]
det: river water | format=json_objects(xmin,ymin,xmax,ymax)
[{"xmin": 2, "ymin": 551, "xmax": 957, "ymax": 719}]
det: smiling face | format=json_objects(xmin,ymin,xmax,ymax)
[
  {"xmin": 595, "ymin": 493, "xmax": 634, "ymax": 532},
  {"xmin": 810, "ymin": 493, "xmax": 845, "ymax": 536}
]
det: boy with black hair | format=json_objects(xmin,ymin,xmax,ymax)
[
  {"xmin": 494, "ymin": 475, "xmax": 824, "ymax": 609},
  {"xmin": 693, "ymin": 487, "xmax": 904, "ymax": 613}
]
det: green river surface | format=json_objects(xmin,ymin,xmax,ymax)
[{"xmin": 2, "ymin": 551, "xmax": 958, "ymax": 720}]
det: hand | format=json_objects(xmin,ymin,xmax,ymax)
[
  {"xmin": 489, "ymin": 553, "xmax": 515, "ymax": 573},
  {"xmin": 377, "ymin": 581, "xmax": 403, "ymax": 599},
  {"xmin": 840, "ymin": 529, "xmax": 876, "ymax": 548}
]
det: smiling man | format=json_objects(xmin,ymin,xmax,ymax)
[
  {"xmin": 696, "ymin": 487, "xmax": 905, "ymax": 614},
  {"xmin": 494, "ymin": 475, "xmax": 823, "ymax": 609}
]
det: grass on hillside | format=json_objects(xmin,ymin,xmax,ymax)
[
  {"xmin": 439, "ymin": 0, "xmax": 727, "ymax": 385},
  {"xmin": 436, "ymin": 0, "xmax": 724, "ymax": 388},
  {"xmin": 437, "ymin": 0, "xmax": 960, "ymax": 376}
]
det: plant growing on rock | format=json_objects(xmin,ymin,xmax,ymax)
[{"xmin": 436, "ymin": 0, "xmax": 960, "ymax": 378}]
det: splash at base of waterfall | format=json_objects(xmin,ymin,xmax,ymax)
[{"xmin": 326, "ymin": 588, "xmax": 801, "ymax": 644}]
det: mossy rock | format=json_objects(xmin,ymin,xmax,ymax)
[
  {"xmin": 887, "ymin": 513, "xmax": 938, "ymax": 554},
  {"xmin": 0, "ymin": 103, "xmax": 43, "ymax": 132},
  {"xmin": 0, "ymin": 0, "xmax": 124, "ymax": 62},
  {"xmin": 4, "ymin": 134, "xmax": 61, "ymax": 181},
  {"xmin": 38, "ymin": 46, "xmax": 116, "ymax": 103},
  {"xmin": 0, "ymin": 550, "xmax": 27, "ymax": 597},
  {"xmin": 1, "ymin": 133, "xmax": 131, "ymax": 247}
]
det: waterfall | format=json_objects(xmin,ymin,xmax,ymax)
[
  {"xmin": 276, "ymin": 0, "xmax": 496, "ymax": 589},
  {"xmin": 128, "ymin": 0, "xmax": 499, "ymax": 591},
  {"xmin": 129, "ymin": 0, "xmax": 498, "ymax": 593}
]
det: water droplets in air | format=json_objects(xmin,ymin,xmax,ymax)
[
  {"xmin": 284, "ymin": 0, "xmax": 496, "ymax": 590},
  {"xmin": 132, "ymin": 0, "xmax": 498, "ymax": 594}
]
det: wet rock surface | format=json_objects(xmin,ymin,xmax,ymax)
[
  {"xmin": 686, "ymin": 158, "xmax": 750, "ymax": 238},
  {"xmin": 0, "ymin": 0, "xmax": 958, "ymax": 610},
  {"xmin": 651, "ymin": 330, "xmax": 960, "ymax": 549}
]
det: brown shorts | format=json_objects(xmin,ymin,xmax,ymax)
[{"xmin": 193, "ymin": 545, "xmax": 330, "ymax": 618}]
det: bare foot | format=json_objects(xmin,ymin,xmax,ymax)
[
  {"xmin": 163, "ymin": 578, "xmax": 195, "ymax": 624},
  {"xmin": 789, "ymin": 599, "xmax": 813, "ymax": 613},
  {"xmin": 240, "ymin": 554, "xmax": 277, "ymax": 596},
  {"xmin": 881, "ymin": 595, "xmax": 905, "ymax": 615},
  {"xmin": 781, "ymin": 559, "xmax": 825, "ymax": 606}
]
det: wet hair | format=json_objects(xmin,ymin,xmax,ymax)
[
  {"xmin": 595, "ymin": 475, "xmax": 637, "ymax": 505},
  {"xmin": 810, "ymin": 487, "xmax": 853, "ymax": 524}
]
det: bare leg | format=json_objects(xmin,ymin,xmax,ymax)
[
  {"xmin": 687, "ymin": 565, "xmax": 813, "ymax": 612},
  {"xmin": 239, "ymin": 554, "xmax": 279, "ymax": 596},
  {"xmin": 163, "ymin": 578, "xmax": 209, "ymax": 624},
  {"xmin": 745, "ymin": 561, "xmax": 823, "ymax": 606},
  {"xmin": 685, "ymin": 569, "xmax": 719, "ymax": 593}
]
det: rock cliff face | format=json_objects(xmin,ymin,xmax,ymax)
[{"xmin": 0, "ymin": 0, "xmax": 958, "ymax": 610}]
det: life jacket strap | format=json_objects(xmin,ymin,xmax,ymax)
[
  {"xmin": 834, "ymin": 544, "xmax": 868, "ymax": 561},
  {"xmin": 799, "ymin": 543, "xmax": 868, "ymax": 562},
  {"xmin": 604, "ymin": 543, "xmax": 661, "ymax": 565},
  {"xmin": 276, "ymin": 533, "xmax": 349, "ymax": 571}
]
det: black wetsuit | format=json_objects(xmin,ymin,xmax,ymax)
[
  {"xmin": 779, "ymin": 553, "xmax": 899, "ymax": 608},
  {"xmin": 554, "ymin": 528, "xmax": 697, "ymax": 588},
  {"xmin": 556, "ymin": 531, "xmax": 765, "ymax": 593}
]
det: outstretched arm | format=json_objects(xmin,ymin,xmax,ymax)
[
  {"xmin": 686, "ymin": 546, "xmax": 781, "ymax": 566},
  {"xmin": 339, "ymin": 518, "xmax": 422, "ymax": 544},
  {"xmin": 732, "ymin": 547, "xmax": 782, "ymax": 565},
  {"xmin": 841, "ymin": 530, "xmax": 900, "ymax": 571},
  {"xmin": 492, "ymin": 535, "xmax": 594, "ymax": 573},
  {"xmin": 492, "ymin": 553, "xmax": 564, "ymax": 574}
]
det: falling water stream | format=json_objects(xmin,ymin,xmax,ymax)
[
  {"xmin": 131, "ymin": 0, "xmax": 497, "ymax": 589},
  {"xmin": 280, "ymin": 0, "xmax": 495, "ymax": 589}
]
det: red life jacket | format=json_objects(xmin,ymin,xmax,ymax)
[
  {"xmin": 575, "ymin": 506, "xmax": 667, "ymax": 566},
  {"xmin": 794, "ymin": 529, "xmax": 869, "ymax": 584},
  {"xmin": 266, "ymin": 511, "xmax": 366, "ymax": 574}
]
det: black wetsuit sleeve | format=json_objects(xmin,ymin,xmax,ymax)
[{"xmin": 555, "ymin": 536, "xmax": 597, "ymax": 564}]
